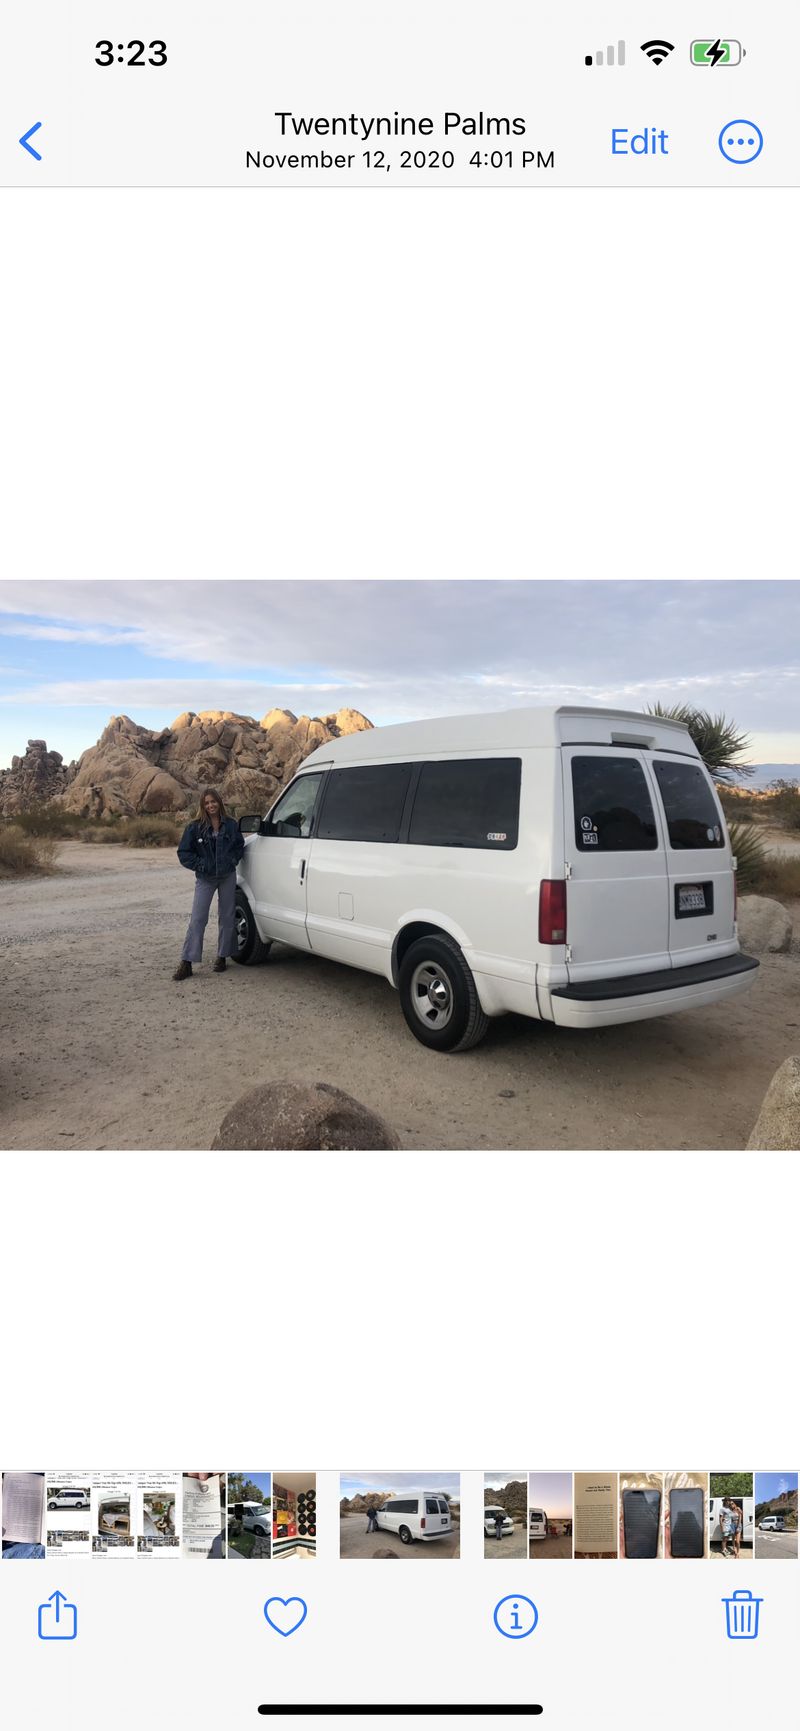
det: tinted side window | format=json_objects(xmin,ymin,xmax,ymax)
[
  {"xmin": 653, "ymin": 760, "xmax": 725, "ymax": 849},
  {"xmin": 571, "ymin": 756, "xmax": 658, "ymax": 852},
  {"xmin": 265, "ymin": 773, "xmax": 323, "ymax": 838},
  {"xmin": 409, "ymin": 758, "xmax": 521, "ymax": 849},
  {"xmin": 317, "ymin": 764, "xmax": 412, "ymax": 843},
  {"xmin": 387, "ymin": 1500, "xmax": 416, "ymax": 1515}
]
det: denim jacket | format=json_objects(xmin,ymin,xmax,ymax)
[{"xmin": 177, "ymin": 815, "xmax": 245, "ymax": 879}]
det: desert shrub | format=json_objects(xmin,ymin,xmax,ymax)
[
  {"xmin": 11, "ymin": 803, "xmax": 81, "ymax": 837},
  {"xmin": 74, "ymin": 815, "xmax": 181, "ymax": 846},
  {"xmin": 727, "ymin": 819, "xmax": 769, "ymax": 891},
  {"xmin": 0, "ymin": 825, "xmax": 58, "ymax": 874},
  {"xmin": 767, "ymin": 780, "xmax": 800, "ymax": 829},
  {"xmin": 758, "ymin": 857, "xmax": 800, "ymax": 900},
  {"xmin": 122, "ymin": 816, "xmax": 182, "ymax": 846}
]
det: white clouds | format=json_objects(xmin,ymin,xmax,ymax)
[
  {"xmin": 0, "ymin": 622, "xmax": 147, "ymax": 646},
  {"xmin": 0, "ymin": 581, "xmax": 798, "ymax": 753}
]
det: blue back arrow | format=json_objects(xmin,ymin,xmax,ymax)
[{"xmin": 20, "ymin": 122, "xmax": 43, "ymax": 161}]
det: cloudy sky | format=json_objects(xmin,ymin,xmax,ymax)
[
  {"xmin": 0, "ymin": 579, "xmax": 797, "ymax": 768},
  {"xmin": 341, "ymin": 1472, "xmax": 460, "ymax": 1498}
]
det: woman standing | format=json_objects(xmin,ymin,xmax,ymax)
[{"xmin": 173, "ymin": 789, "xmax": 245, "ymax": 980}]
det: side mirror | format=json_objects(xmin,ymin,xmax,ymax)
[{"xmin": 239, "ymin": 814, "xmax": 263, "ymax": 835}]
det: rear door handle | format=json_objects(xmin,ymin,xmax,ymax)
[{"xmin": 299, "ymin": 857, "xmax": 306, "ymax": 883}]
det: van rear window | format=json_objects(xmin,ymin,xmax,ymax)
[
  {"xmin": 409, "ymin": 758, "xmax": 521, "ymax": 849},
  {"xmin": 571, "ymin": 756, "xmax": 657, "ymax": 851},
  {"xmin": 317, "ymin": 763, "xmax": 412, "ymax": 843},
  {"xmin": 653, "ymin": 760, "xmax": 725, "ymax": 849}
]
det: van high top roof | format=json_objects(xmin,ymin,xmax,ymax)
[{"xmin": 301, "ymin": 705, "xmax": 698, "ymax": 768}]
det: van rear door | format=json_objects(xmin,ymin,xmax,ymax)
[
  {"xmin": 561, "ymin": 748, "xmax": 670, "ymax": 983},
  {"xmin": 650, "ymin": 754, "xmax": 736, "ymax": 964}
]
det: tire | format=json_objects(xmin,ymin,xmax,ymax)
[
  {"xmin": 399, "ymin": 1526, "xmax": 413, "ymax": 1545},
  {"xmin": 48, "ymin": 1502, "xmax": 57, "ymax": 1510},
  {"xmin": 233, "ymin": 892, "xmax": 272, "ymax": 966},
  {"xmin": 398, "ymin": 933, "xmax": 489, "ymax": 1052}
]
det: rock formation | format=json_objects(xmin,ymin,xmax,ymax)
[
  {"xmin": 0, "ymin": 739, "xmax": 75, "ymax": 815},
  {"xmin": 0, "ymin": 706, "xmax": 371, "ymax": 820},
  {"xmin": 484, "ymin": 1481, "xmax": 527, "ymax": 1518}
]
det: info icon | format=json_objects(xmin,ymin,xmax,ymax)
[{"xmin": 493, "ymin": 1594, "xmax": 539, "ymax": 1639}]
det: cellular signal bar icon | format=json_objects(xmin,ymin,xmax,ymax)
[{"xmin": 585, "ymin": 40, "xmax": 626, "ymax": 66}]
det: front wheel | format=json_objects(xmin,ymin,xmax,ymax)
[
  {"xmin": 398, "ymin": 933, "xmax": 489, "ymax": 1052},
  {"xmin": 233, "ymin": 892, "xmax": 272, "ymax": 966}
]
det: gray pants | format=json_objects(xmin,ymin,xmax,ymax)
[{"xmin": 181, "ymin": 873, "xmax": 237, "ymax": 963}]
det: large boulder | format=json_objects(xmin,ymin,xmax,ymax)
[
  {"xmin": 737, "ymin": 895, "xmax": 792, "ymax": 955},
  {"xmin": 747, "ymin": 1057, "xmax": 800, "ymax": 1151},
  {"xmin": 211, "ymin": 1080, "xmax": 400, "ymax": 1151}
]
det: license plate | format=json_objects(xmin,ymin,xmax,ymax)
[{"xmin": 678, "ymin": 885, "xmax": 706, "ymax": 913}]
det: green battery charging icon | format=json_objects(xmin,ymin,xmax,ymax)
[{"xmin": 690, "ymin": 39, "xmax": 744, "ymax": 65}]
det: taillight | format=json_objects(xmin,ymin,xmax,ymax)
[
  {"xmin": 733, "ymin": 872, "xmax": 738, "ymax": 921},
  {"xmin": 539, "ymin": 879, "xmax": 567, "ymax": 945},
  {"xmin": 420, "ymin": 1517, "xmax": 426, "ymax": 1530}
]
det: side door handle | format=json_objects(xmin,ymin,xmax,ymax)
[{"xmin": 299, "ymin": 857, "xmax": 306, "ymax": 884}]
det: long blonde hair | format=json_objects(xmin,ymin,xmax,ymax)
[{"xmin": 197, "ymin": 787, "xmax": 227, "ymax": 823}]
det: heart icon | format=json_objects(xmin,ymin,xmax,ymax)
[{"xmin": 264, "ymin": 1596, "xmax": 308, "ymax": 1637}]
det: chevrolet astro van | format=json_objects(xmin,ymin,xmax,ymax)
[
  {"xmin": 374, "ymin": 1493, "xmax": 453, "ymax": 1543},
  {"xmin": 234, "ymin": 706, "xmax": 759, "ymax": 1052}
]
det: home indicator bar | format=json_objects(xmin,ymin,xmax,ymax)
[{"xmin": 257, "ymin": 1709, "xmax": 544, "ymax": 1719}]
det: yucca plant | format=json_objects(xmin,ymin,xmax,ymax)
[{"xmin": 646, "ymin": 703, "xmax": 753, "ymax": 784}]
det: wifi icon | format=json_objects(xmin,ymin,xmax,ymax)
[{"xmin": 641, "ymin": 38, "xmax": 675, "ymax": 64}]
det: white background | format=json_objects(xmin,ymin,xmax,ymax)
[{"xmin": 0, "ymin": 191, "xmax": 796, "ymax": 579}]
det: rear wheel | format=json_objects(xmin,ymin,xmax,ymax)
[
  {"xmin": 233, "ymin": 893, "xmax": 272, "ymax": 966},
  {"xmin": 398, "ymin": 933, "xmax": 489, "ymax": 1052},
  {"xmin": 399, "ymin": 1526, "xmax": 412, "ymax": 1545}
]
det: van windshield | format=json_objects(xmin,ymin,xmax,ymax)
[{"xmin": 653, "ymin": 759, "xmax": 725, "ymax": 849}]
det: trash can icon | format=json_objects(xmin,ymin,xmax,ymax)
[{"xmin": 722, "ymin": 1588, "xmax": 763, "ymax": 1640}]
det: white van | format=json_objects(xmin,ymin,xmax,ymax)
[
  {"xmin": 529, "ymin": 1509, "xmax": 547, "ymax": 1541},
  {"xmin": 234, "ymin": 706, "xmax": 758, "ymax": 1051},
  {"xmin": 374, "ymin": 1493, "xmax": 452, "ymax": 1543},
  {"xmin": 47, "ymin": 1489, "xmax": 90, "ymax": 1510},
  {"xmin": 234, "ymin": 1501, "xmax": 271, "ymax": 1538},
  {"xmin": 758, "ymin": 1514, "xmax": 785, "ymax": 1532},
  {"xmin": 484, "ymin": 1505, "xmax": 514, "ymax": 1538}
]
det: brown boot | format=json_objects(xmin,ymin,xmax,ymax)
[
  {"xmin": 173, "ymin": 960, "xmax": 193, "ymax": 981},
  {"xmin": 213, "ymin": 957, "xmax": 227, "ymax": 973}
]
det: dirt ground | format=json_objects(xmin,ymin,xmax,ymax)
[
  {"xmin": 529, "ymin": 1534, "xmax": 572, "ymax": 1559},
  {"xmin": 484, "ymin": 1525, "xmax": 527, "ymax": 1559},
  {"xmin": 1, "ymin": 843, "xmax": 798, "ymax": 1152},
  {"xmin": 339, "ymin": 1514, "xmax": 460, "ymax": 1558}
]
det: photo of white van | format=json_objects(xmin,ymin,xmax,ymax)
[
  {"xmin": 235, "ymin": 706, "xmax": 758, "ymax": 1052},
  {"xmin": 376, "ymin": 1493, "xmax": 452, "ymax": 1544},
  {"xmin": 484, "ymin": 1506, "xmax": 515, "ymax": 1539},
  {"xmin": 529, "ymin": 1508, "xmax": 548, "ymax": 1541},
  {"xmin": 758, "ymin": 1514, "xmax": 785, "ymax": 1531},
  {"xmin": 47, "ymin": 1489, "xmax": 90, "ymax": 1511},
  {"xmin": 340, "ymin": 1474, "xmax": 460, "ymax": 1557}
]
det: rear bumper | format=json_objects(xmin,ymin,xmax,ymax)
[{"xmin": 547, "ymin": 951, "xmax": 759, "ymax": 1029}]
